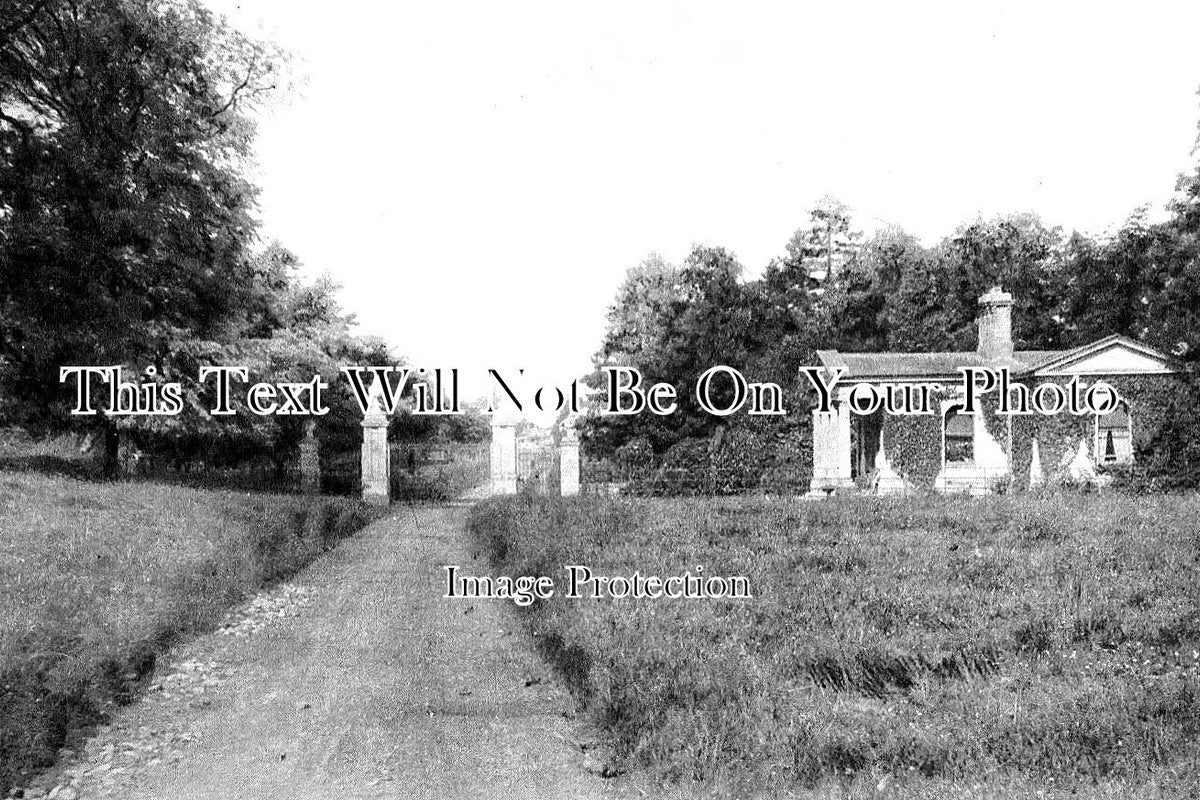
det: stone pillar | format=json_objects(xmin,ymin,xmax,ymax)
[
  {"xmin": 299, "ymin": 420, "xmax": 320, "ymax": 494},
  {"xmin": 360, "ymin": 380, "xmax": 390, "ymax": 505},
  {"xmin": 835, "ymin": 389, "xmax": 853, "ymax": 483},
  {"xmin": 809, "ymin": 408, "xmax": 837, "ymax": 494},
  {"xmin": 559, "ymin": 428, "xmax": 580, "ymax": 497},
  {"xmin": 808, "ymin": 390, "xmax": 854, "ymax": 496},
  {"xmin": 490, "ymin": 423, "xmax": 517, "ymax": 495}
]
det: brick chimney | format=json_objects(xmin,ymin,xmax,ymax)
[{"xmin": 976, "ymin": 286, "xmax": 1014, "ymax": 363}]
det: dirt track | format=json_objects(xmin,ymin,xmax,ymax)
[{"xmin": 23, "ymin": 504, "xmax": 657, "ymax": 800}]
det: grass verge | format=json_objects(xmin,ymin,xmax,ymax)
[
  {"xmin": 0, "ymin": 470, "xmax": 380, "ymax": 794},
  {"xmin": 468, "ymin": 493, "xmax": 1200, "ymax": 798}
]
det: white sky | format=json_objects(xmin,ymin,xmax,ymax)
[{"xmin": 203, "ymin": 0, "xmax": 1200, "ymax": 401}]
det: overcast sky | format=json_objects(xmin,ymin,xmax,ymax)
[{"xmin": 203, "ymin": 0, "xmax": 1200, "ymax": 400}]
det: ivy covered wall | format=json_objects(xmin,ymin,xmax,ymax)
[
  {"xmin": 873, "ymin": 373, "xmax": 1182, "ymax": 492},
  {"xmin": 616, "ymin": 373, "xmax": 1185, "ymax": 496},
  {"xmin": 1009, "ymin": 374, "xmax": 1178, "ymax": 488},
  {"xmin": 881, "ymin": 403, "xmax": 944, "ymax": 489}
]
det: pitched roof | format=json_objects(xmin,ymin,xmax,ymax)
[
  {"xmin": 815, "ymin": 349, "xmax": 1068, "ymax": 381},
  {"xmin": 1029, "ymin": 334, "xmax": 1181, "ymax": 374},
  {"xmin": 816, "ymin": 335, "xmax": 1178, "ymax": 381}
]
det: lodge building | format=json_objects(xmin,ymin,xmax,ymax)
[{"xmin": 808, "ymin": 287, "xmax": 1179, "ymax": 495}]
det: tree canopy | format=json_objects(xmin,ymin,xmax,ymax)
[
  {"xmin": 0, "ymin": 0, "xmax": 287, "ymax": 424},
  {"xmin": 0, "ymin": 0, "xmax": 397, "ymax": 474}
]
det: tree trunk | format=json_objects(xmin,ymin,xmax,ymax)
[
  {"xmin": 273, "ymin": 452, "xmax": 290, "ymax": 489},
  {"xmin": 99, "ymin": 420, "xmax": 120, "ymax": 478}
]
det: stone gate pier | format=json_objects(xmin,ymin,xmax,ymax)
[
  {"xmin": 559, "ymin": 421, "xmax": 580, "ymax": 497},
  {"xmin": 360, "ymin": 375, "xmax": 390, "ymax": 505},
  {"xmin": 489, "ymin": 406, "xmax": 518, "ymax": 495},
  {"xmin": 486, "ymin": 405, "xmax": 581, "ymax": 498},
  {"xmin": 356, "ymin": 382, "xmax": 583, "ymax": 503},
  {"xmin": 299, "ymin": 420, "xmax": 320, "ymax": 494}
]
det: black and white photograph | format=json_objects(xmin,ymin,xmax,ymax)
[{"xmin": 4, "ymin": 2, "xmax": 1200, "ymax": 798}]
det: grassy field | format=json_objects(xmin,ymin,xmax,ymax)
[
  {"xmin": 469, "ymin": 493, "xmax": 1200, "ymax": 799},
  {"xmin": 0, "ymin": 470, "xmax": 379, "ymax": 794}
]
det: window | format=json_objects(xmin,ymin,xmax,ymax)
[
  {"xmin": 1096, "ymin": 401, "xmax": 1133, "ymax": 465},
  {"xmin": 944, "ymin": 407, "xmax": 974, "ymax": 464}
]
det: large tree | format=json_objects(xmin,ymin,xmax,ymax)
[
  {"xmin": 592, "ymin": 253, "xmax": 680, "ymax": 371},
  {"xmin": 584, "ymin": 245, "xmax": 754, "ymax": 455},
  {"xmin": 929, "ymin": 213, "xmax": 1068, "ymax": 352},
  {"xmin": 782, "ymin": 195, "xmax": 861, "ymax": 288},
  {"xmin": 1139, "ymin": 168, "xmax": 1200, "ymax": 362},
  {"xmin": 819, "ymin": 224, "xmax": 921, "ymax": 352},
  {"xmin": 0, "ymin": 0, "xmax": 286, "ymax": 470},
  {"xmin": 1060, "ymin": 217, "xmax": 1156, "ymax": 348}
]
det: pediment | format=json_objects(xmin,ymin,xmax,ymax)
[{"xmin": 1033, "ymin": 336, "xmax": 1175, "ymax": 377}]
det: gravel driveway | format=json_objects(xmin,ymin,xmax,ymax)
[{"xmin": 15, "ymin": 505, "xmax": 662, "ymax": 800}]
